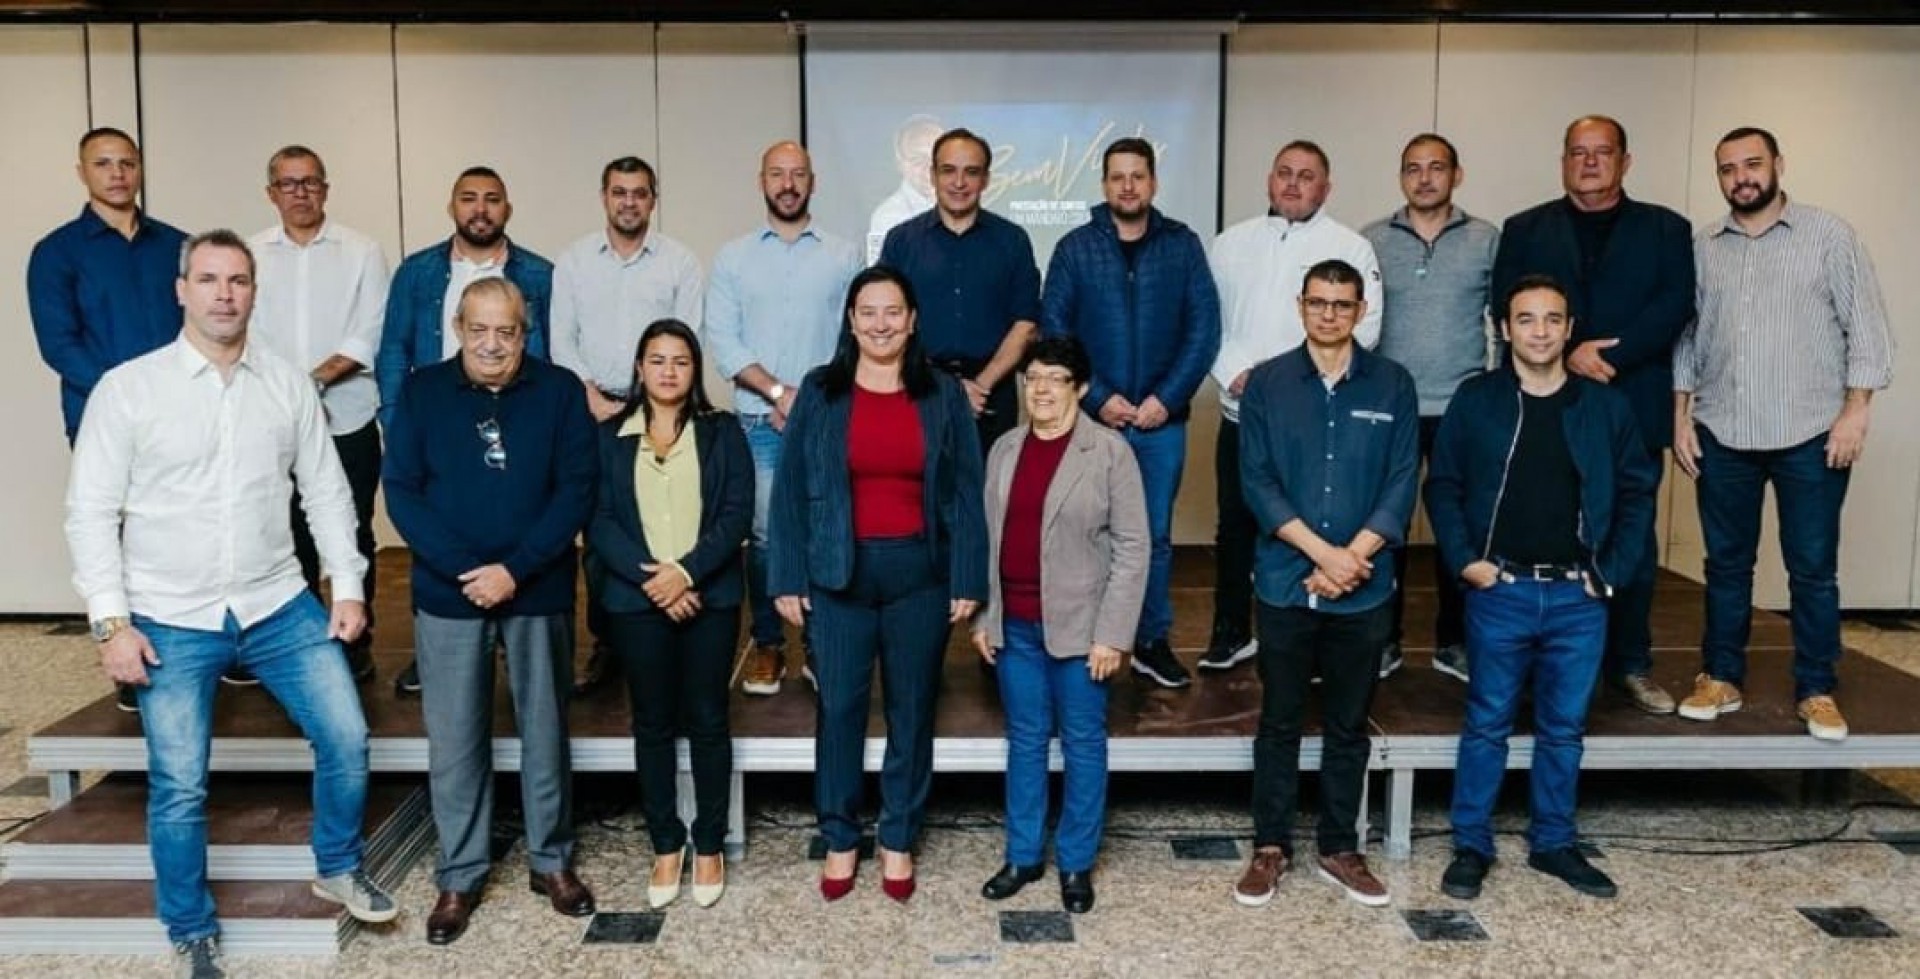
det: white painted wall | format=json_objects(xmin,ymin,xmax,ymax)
[{"xmin": 3, "ymin": 21, "xmax": 1916, "ymax": 612}]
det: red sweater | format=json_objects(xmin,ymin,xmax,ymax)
[
  {"xmin": 848, "ymin": 386, "xmax": 925, "ymax": 539},
  {"xmin": 999, "ymin": 431, "xmax": 1072, "ymax": 623}
]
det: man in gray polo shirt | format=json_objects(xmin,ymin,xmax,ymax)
[{"xmin": 1362, "ymin": 133, "xmax": 1499, "ymax": 684}]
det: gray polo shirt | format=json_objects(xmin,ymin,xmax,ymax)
[{"xmin": 1362, "ymin": 208, "xmax": 1500, "ymax": 417}]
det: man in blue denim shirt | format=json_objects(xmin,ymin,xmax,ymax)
[
  {"xmin": 1232, "ymin": 259, "xmax": 1417, "ymax": 911},
  {"xmin": 1426, "ymin": 275, "xmax": 1658, "ymax": 903}
]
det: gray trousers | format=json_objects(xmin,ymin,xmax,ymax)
[{"xmin": 415, "ymin": 609, "xmax": 576, "ymax": 892}]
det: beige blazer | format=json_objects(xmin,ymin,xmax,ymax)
[{"xmin": 974, "ymin": 413, "xmax": 1149, "ymax": 658}]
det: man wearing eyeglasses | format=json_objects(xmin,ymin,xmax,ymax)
[
  {"xmin": 1490, "ymin": 115, "xmax": 1694, "ymax": 716},
  {"xmin": 1232, "ymin": 259, "xmax": 1416, "ymax": 911},
  {"xmin": 381, "ymin": 277, "xmax": 598, "ymax": 946},
  {"xmin": 551, "ymin": 155, "xmax": 703, "ymax": 694},
  {"xmin": 1203, "ymin": 140, "xmax": 1383, "ymax": 679},
  {"xmin": 250, "ymin": 146, "xmax": 390, "ymax": 685},
  {"xmin": 376, "ymin": 165, "xmax": 553, "ymax": 697}
]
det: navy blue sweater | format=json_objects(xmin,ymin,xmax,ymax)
[
  {"xmin": 1041, "ymin": 204, "xmax": 1221, "ymax": 421},
  {"xmin": 382, "ymin": 356, "xmax": 597, "ymax": 618}
]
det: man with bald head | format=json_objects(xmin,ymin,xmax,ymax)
[
  {"xmin": 706, "ymin": 141, "xmax": 863, "ymax": 696},
  {"xmin": 1491, "ymin": 115, "xmax": 1694, "ymax": 715}
]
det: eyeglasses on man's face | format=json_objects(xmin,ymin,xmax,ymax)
[
  {"xmin": 271, "ymin": 177, "xmax": 327, "ymax": 195},
  {"xmin": 1301, "ymin": 297, "xmax": 1361, "ymax": 318}
]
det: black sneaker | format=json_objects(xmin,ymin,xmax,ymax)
[
  {"xmin": 1432, "ymin": 643, "xmax": 1470, "ymax": 683},
  {"xmin": 1196, "ymin": 622, "xmax": 1256, "ymax": 672},
  {"xmin": 220, "ymin": 666, "xmax": 259, "ymax": 687},
  {"xmin": 1527, "ymin": 846, "xmax": 1616, "ymax": 898},
  {"xmin": 115, "ymin": 682, "xmax": 140, "ymax": 713},
  {"xmin": 394, "ymin": 658, "xmax": 422, "ymax": 697},
  {"xmin": 1377, "ymin": 642, "xmax": 1404, "ymax": 680},
  {"xmin": 1441, "ymin": 849, "xmax": 1492, "ymax": 900},
  {"xmin": 1130, "ymin": 638, "xmax": 1191, "ymax": 689}
]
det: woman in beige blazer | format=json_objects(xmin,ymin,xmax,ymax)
[{"xmin": 970, "ymin": 335, "xmax": 1149, "ymax": 915}]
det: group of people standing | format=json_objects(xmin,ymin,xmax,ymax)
[{"xmin": 35, "ymin": 110, "xmax": 1889, "ymax": 979}]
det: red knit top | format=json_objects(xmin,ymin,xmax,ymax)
[{"xmin": 847, "ymin": 385, "xmax": 925, "ymax": 539}]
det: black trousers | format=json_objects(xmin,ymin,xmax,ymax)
[
  {"xmin": 1251, "ymin": 600, "xmax": 1390, "ymax": 854},
  {"xmin": 291, "ymin": 418, "xmax": 380, "ymax": 642},
  {"xmin": 606, "ymin": 606, "xmax": 736, "ymax": 856},
  {"xmin": 1212, "ymin": 418, "xmax": 1258, "ymax": 635},
  {"xmin": 1390, "ymin": 415, "xmax": 1465, "ymax": 649}
]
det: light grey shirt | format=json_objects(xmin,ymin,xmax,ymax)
[
  {"xmin": 1362, "ymin": 207, "xmax": 1500, "ymax": 417},
  {"xmin": 704, "ymin": 223, "xmax": 862, "ymax": 416},
  {"xmin": 249, "ymin": 221, "xmax": 390, "ymax": 435},
  {"xmin": 1676, "ymin": 199, "xmax": 1894, "ymax": 451},
  {"xmin": 550, "ymin": 229, "xmax": 704, "ymax": 396}
]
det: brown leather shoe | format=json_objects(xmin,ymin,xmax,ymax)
[
  {"xmin": 529, "ymin": 868, "xmax": 596, "ymax": 917},
  {"xmin": 425, "ymin": 889, "xmax": 481, "ymax": 945},
  {"xmin": 740, "ymin": 642, "xmax": 786, "ymax": 696}
]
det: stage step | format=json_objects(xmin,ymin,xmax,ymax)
[
  {"xmin": 3, "ymin": 776, "xmax": 428, "ymax": 881},
  {"xmin": 0, "ymin": 777, "xmax": 433, "ymax": 956}
]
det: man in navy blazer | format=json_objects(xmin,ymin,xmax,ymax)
[{"xmin": 1490, "ymin": 115, "xmax": 1693, "ymax": 715}]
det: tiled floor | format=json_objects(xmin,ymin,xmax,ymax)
[{"xmin": 5, "ymin": 617, "xmax": 1920, "ymax": 977}]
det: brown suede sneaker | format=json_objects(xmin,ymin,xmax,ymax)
[
  {"xmin": 1232, "ymin": 846, "xmax": 1287, "ymax": 907},
  {"xmin": 1678, "ymin": 674, "xmax": 1743, "ymax": 721},
  {"xmin": 740, "ymin": 643, "xmax": 786, "ymax": 696},
  {"xmin": 1315, "ymin": 851, "xmax": 1390, "ymax": 907},
  {"xmin": 1797, "ymin": 695, "xmax": 1849, "ymax": 742}
]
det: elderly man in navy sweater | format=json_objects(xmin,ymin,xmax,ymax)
[
  {"xmin": 382, "ymin": 277, "xmax": 598, "ymax": 946},
  {"xmin": 1042, "ymin": 137, "xmax": 1220, "ymax": 689}
]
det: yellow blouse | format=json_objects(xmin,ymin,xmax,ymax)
[{"xmin": 621, "ymin": 413, "xmax": 702, "ymax": 572}]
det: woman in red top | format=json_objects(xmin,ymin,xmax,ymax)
[{"xmin": 768, "ymin": 266, "xmax": 989, "ymax": 903}]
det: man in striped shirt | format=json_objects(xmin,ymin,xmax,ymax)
[{"xmin": 1672, "ymin": 126, "xmax": 1895, "ymax": 742}]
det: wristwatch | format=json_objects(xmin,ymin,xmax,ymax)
[
  {"xmin": 90, "ymin": 616, "xmax": 131, "ymax": 643},
  {"xmin": 767, "ymin": 382, "xmax": 787, "ymax": 403}
]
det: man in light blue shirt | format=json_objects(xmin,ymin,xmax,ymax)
[{"xmin": 705, "ymin": 141, "xmax": 863, "ymax": 696}]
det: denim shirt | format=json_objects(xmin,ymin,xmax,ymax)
[{"xmin": 1239, "ymin": 344, "xmax": 1420, "ymax": 613}]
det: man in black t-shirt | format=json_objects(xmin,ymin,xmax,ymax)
[{"xmin": 1424, "ymin": 275, "xmax": 1659, "ymax": 902}]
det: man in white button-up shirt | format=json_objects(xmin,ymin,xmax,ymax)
[
  {"xmin": 250, "ymin": 145, "xmax": 390, "ymax": 683},
  {"xmin": 65, "ymin": 230, "xmax": 395, "ymax": 977},
  {"xmin": 550, "ymin": 155, "xmax": 703, "ymax": 692}
]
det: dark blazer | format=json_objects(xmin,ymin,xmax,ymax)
[
  {"xmin": 767, "ymin": 369, "xmax": 989, "ymax": 602},
  {"xmin": 1490, "ymin": 195, "xmax": 1694, "ymax": 451},
  {"xmin": 587, "ymin": 410, "xmax": 753, "ymax": 612}
]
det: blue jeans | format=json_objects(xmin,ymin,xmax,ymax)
[
  {"xmin": 1696, "ymin": 426, "xmax": 1850, "ymax": 699},
  {"xmin": 1123, "ymin": 421, "xmax": 1187, "ymax": 646},
  {"xmin": 1451, "ymin": 578, "xmax": 1605, "ymax": 857},
  {"xmin": 741, "ymin": 414, "xmax": 786, "ymax": 648},
  {"xmin": 996, "ymin": 618, "xmax": 1110, "ymax": 873},
  {"xmin": 135, "ymin": 592, "xmax": 370, "ymax": 943}
]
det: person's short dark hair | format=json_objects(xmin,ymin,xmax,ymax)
[
  {"xmin": 266, "ymin": 144, "xmax": 327, "ymax": 184},
  {"xmin": 79, "ymin": 127, "xmax": 136, "ymax": 155},
  {"xmin": 1564, "ymin": 115, "xmax": 1629, "ymax": 154},
  {"xmin": 931, "ymin": 128, "xmax": 993, "ymax": 172},
  {"xmin": 1102, "ymin": 137, "xmax": 1157, "ymax": 178},
  {"xmin": 1021, "ymin": 335, "xmax": 1093, "ymax": 389},
  {"xmin": 601, "ymin": 155, "xmax": 658, "ymax": 193},
  {"xmin": 1402, "ymin": 132, "xmax": 1459, "ymax": 169},
  {"xmin": 178, "ymin": 229, "xmax": 256, "ymax": 279},
  {"xmin": 1278, "ymin": 139, "xmax": 1331, "ymax": 175},
  {"xmin": 457, "ymin": 165, "xmax": 504, "ymax": 185},
  {"xmin": 1717, "ymin": 126, "xmax": 1781, "ymax": 158},
  {"xmin": 1301, "ymin": 258, "xmax": 1362, "ymax": 297},
  {"xmin": 1501, "ymin": 273, "xmax": 1569, "ymax": 323}
]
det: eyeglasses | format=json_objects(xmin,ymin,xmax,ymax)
[
  {"xmin": 1302, "ymin": 297, "xmax": 1361, "ymax": 317},
  {"xmin": 1022, "ymin": 370, "xmax": 1077, "ymax": 390},
  {"xmin": 271, "ymin": 177, "xmax": 327, "ymax": 195},
  {"xmin": 477, "ymin": 418, "xmax": 507, "ymax": 470}
]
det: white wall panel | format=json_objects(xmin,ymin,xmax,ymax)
[
  {"xmin": 0, "ymin": 26, "xmax": 102, "ymax": 612},
  {"xmin": 393, "ymin": 24, "xmax": 657, "ymax": 262}
]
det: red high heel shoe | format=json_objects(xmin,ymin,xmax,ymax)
[
  {"xmin": 880, "ymin": 849, "xmax": 916, "ymax": 903},
  {"xmin": 819, "ymin": 852, "xmax": 858, "ymax": 902}
]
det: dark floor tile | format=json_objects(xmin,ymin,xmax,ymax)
[
  {"xmin": 1403, "ymin": 909, "xmax": 1489, "ymax": 942},
  {"xmin": 1798, "ymin": 906, "xmax": 1898, "ymax": 938},
  {"xmin": 43, "ymin": 621, "xmax": 89, "ymax": 637},
  {"xmin": 582, "ymin": 911, "xmax": 664, "ymax": 944},
  {"xmin": 1872, "ymin": 830, "xmax": 1920, "ymax": 856},
  {"xmin": 1000, "ymin": 910, "xmax": 1074, "ymax": 944},
  {"xmin": 1170, "ymin": 837, "xmax": 1242, "ymax": 861},
  {"xmin": 808, "ymin": 833, "xmax": 876, "ymax": 860},
  {"xmin": 0, "ymin": 775, "xmax": 46, "ymax": 797}
]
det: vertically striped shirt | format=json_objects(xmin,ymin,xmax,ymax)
[{"xmin": 1675, "ymin": 199, "xmax": 1894, "ymax": 451}]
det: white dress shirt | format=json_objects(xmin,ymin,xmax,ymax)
[
  {"xmin": 441, "ymin": 254, "xmax": 505, "ymax": 360},
  {"xmin": 550, "ymin": 230, "xmax": 704, "ymax": 397},
  {"xmin": 66, "ymin": 335, "xmax": 367, "ymax": 630},
  {"xmin": 249, "ymin": 221, "xmax": 391, "ymax": 435},
  {"xmin": 1208, "ymin": 210, "xmax": 1383, "ymax": 423}
]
